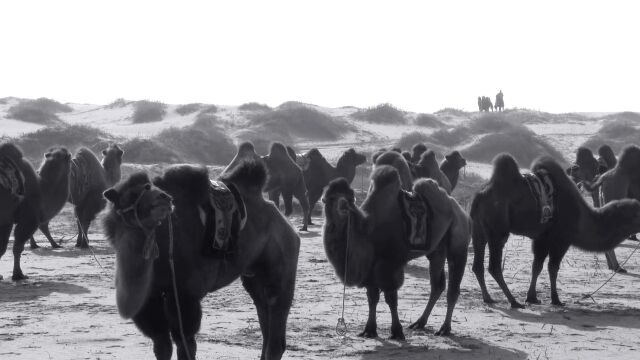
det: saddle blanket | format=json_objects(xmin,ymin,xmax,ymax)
[
  {"xmin": 523, "ymin": 169, "xmax": 555, "ymax": 224},
  {"xmin": 399, "ymin": 190, "xmax": 429, "ymax": 250},
  {"xmin": 0, "ymin": 155, "xmax": 25, "ymax": 200},
  {"xmin": 208, "ymin": 180, "xmax": 247, "ymax": 251}
]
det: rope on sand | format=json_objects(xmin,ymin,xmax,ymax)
[{"xmin": 581, "ymin": 241, "xmax": 640, "ymax": 302}]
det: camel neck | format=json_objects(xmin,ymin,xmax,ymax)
[
  {"xmin": 103, "ymin": 160, "xmax": 122, "ymax": 187},
  {"xmin": 574, "ymin": 206, "xmax": 639, "ymax": 251},
  {"xmin": 336, "ymin": 162, "xmax": 356, "ymax": 183}
]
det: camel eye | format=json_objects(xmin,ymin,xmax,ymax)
[{"xmin": 144, "ymin": 184, "xmax": 151, "ymax": 190}]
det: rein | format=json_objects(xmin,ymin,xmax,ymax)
[
  {"xmin": 336, "ymin": 205, "xmax": 352, "ymax": 337},
  {"xmin": 115, "ymin": 187, "xmax": 158, "ymax": 260},
  {"xmin": 167, "ymin": 216, "xmax": 193, "ymax": 360}
]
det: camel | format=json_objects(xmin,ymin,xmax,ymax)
[
  {"xmin": 373, "ymin": 151, "xmax": 413, "ymax": 191},
  {"xmin": 471, "ymin": 153, "xmax": 640, "ymax": 308},
  {"xmin": 410, "ymin": 143, "xmax": 427, "ymax": 164},
  {"xmin": 0, "ymin": 143, "xmax": 26, "ymax": 246},
  {"xmin": 322, "ymin": 166, "xmax": 470, "ymax": 339},
  {"xmin": 597, "ymin": 144, "xmax": 617, "ymax": 174},
  {"xmin": 30, "ymin": 144, "xmax": 123, "ymax": 249},
  {"xmin": 0, "ymin": 147, "xmax": 71, "ymax": 280},
  {"xmin": 104, "ymin": 160, "xmax": 299, "ymax": 360},
  {"xmin": 439, "ymin": 151, "xmax": 467, "ymax": 191},
  {"xmin": 300, "ymin": 147, "xmax": 366, "ymax": 225},
  {"xmin": 414, "ymin": 151, "xmax": 452, "ymax": 194}
]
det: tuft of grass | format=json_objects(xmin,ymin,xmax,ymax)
[
  {"xmin": 121, "ymin": 138, "xmax": 181, "ymax": 164},
  {"xmin": 175, "ymin": 103, "xmax": 202, "ymax": 116},
  {"xmin": 193, "ymin": 112, "xmax": 218, "ymax": 129},
  {"xmin": 434, "ymin": 108, "xmax": 468, "ymax": 117},
  {"xmin": 352, "ymin": 103, "xmax": 407, "ymax": 124},
  {"xmin": 430, "ymin": 127, "xmax": 471, "ymax": 147},
  {"xmin": 106, "ymin": 98, "xmax": 130, "ymax": 108},
  {"xmin": 249, "ymin": 105, "xmax": 351, "ymax": 141},
  {"xmin": 153, "ymin": 125, "xmax": 235, "ymax": 165},
  {"xmin": 582, "ymin": 118, "xmax": 640, "ymax": 154},
  {"xmin": 131, "ymin": 100, "xmax": 167, "ymax": 123},
  {"xmin": 12, "ymin": 124, "xmax": 115, "ymax": 161},
  {"xmin": 6, "ymin": 98, "xmax": 72, "ymax": 125},
  {"xmin": 451, "ymin": 171, "xmax": 486, "ymax": 211},
  {"xmin": 395, "ymin": 131, "xmax": 445, "ymax": 154},
  {"xmin": 463, "ymin": 131, "xmax": 565, "ymax": 167},
  {"xmin": 239, "ymin": 102, "xmax": 272, "ymax": 112},
  {"xmin": 199, "ymin": 105, "xmax": 218, "ymax": 114},
  {"xmin": 414, "ymin": 113, "xmax": 446, "ymax": 128}
]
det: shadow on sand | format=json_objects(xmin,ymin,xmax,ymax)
[
  {"xmin": 359, "ymin": 335, "xmax": 527, "ymax": 360},
  {"xmin": 492, "ymin": 304, "xmax": 640, "ymax": 331},
  {"xmin": 28, "ymin": 245, "xmax": 114, "ymax": 258},
  {"xmin": 0, "ymin": 279, "xmax": 90, "ymax": 303}
]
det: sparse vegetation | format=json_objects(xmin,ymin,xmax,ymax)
[
  {"xmin": 121, "ymin": 138, "xmax": 181, "ymax": 164},
  {"xmin": 193, "ymin": 112, "xmax": 218, "ymax": 129},
  {"xmin": 239, "ymin": 102, "xmax": 272, "ymax": 112},
  {"xmin": 414, "ymin": 113, "xmax": 446, "ymax": 128},
  {"xmin": 131, "ymin": 100, "xmax": 167, "ymax": 123},
  {"xmin": 12, "ymin": 124, "xmax": 115, "ymax": 161},
  {"xmin": 175, "ymin": 103, "xmax": 202, "ymax": 116},
  {"xmin": 352, "ymin": 103, "xmax": 407, "ymax": 124},
  {"xmin": 582, "ymin": 117, "xmax": 640, "ymax": 153},
  {"xmin": 463, "ymin": 132, "xmax": 565, "ymax": 167},
  {"xmin": 249, "ymin": 105, "xmax": 351, "ymax": 141},
  {"xmin": 199, "ymin": 105, "xmax": 218, "ymax": 114},
  {"xmin": 435, "ymin": 108, "xmax": 468, "ymax": 117},
  {"xmin": 6, "ymin": 98, "xmax": 72, "ymax": 125},
  {"xmin": 107, "ymin": 98, "xmax": 130, "ymax": 108},
  {"xmin": 451, "ymin": 171, "xmax": 486, "ymax": 211},
  {"xmin": 153, "ymin": 125, "xmax": 235, "ymax": 165},
  {"xmin": 395, "ymin": 131, "xmax": 445, "ymax": 154},
  {"xmin": 431, "ymin": 127, "xmax": 471, "ymax": 147}
]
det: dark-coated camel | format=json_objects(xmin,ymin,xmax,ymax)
[
  {"xmin": 104, "ymin": 160, "xmax": 299, "ymax": 360},
  {"xmin": 0, "ymin": 147, "xmax": 71, "ymax": 280},
  {"xmin": 597, "ymin": 144, "xmax": 617, "ymax": 174},
  {"xmin": 415, "ymin": 150, "xmax": 452, "ymax": 194},
  {"xmin": 322, "ymin": 165, "xmax": 470, "ymax": 339},
  {"xmin": 472, "ymin": 153, "xmax": 640, "ymax": 308},
  {"xmin": 300, "ymin": 147, "xmax": 366, "ymax": 225},
  {"xmin": 0, "ymin": 143, "xmax": 26, "ymax": 257},
  {"xmin": 30, "ymin": 144, "xmax": 123, "ymax": 249},
  {"xmin": 440, "ymin": 151, "xmax": 467, "ymax": 191},
  {"xmin": 373, "ymin": 151, "xmax": 413, "ymax": 191}
]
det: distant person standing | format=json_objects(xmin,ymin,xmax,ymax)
[
  {"xmin": 495, "ymin": 90, "xmax": 504, "ymax": 111},
  {"xmin": 477, "ymin": 96, "xmax": 482, "ymax": 111}
]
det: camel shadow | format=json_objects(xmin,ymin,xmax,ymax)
[
  {"xmin": 493, "ymin": 304, "xmax": 640, "ymax": 331},
  {"xmin": 298, "ymin": 230, "xmax": 322, "ymax": 238},
  {"xmin": 405, "ymin": 263, "xmax": 429, "ymax": 280},
  {"xmin": 0, "ymin": 280, "xmax": 90, "ymax": 303},
  {"xmin": 359, "ymin": 335, "xmax": 528, "ymax": 360},
  {"xmin": 28, "ymin": 245, "xmax": 114, "ymax": 258}
]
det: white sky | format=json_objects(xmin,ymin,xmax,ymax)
[{"xmin": 1, "ymin": 0, "xmax": 638, "ymax": 113}]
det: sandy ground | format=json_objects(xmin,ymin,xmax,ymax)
[{"xmin": 1, "ymin": 200, "xmax": 640, "ymax": 359}]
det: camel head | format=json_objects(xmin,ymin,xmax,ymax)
[
  {"xmin": 323, "ymin": 178, "xmax": 356, "ymax": 222},
  {"xmin": 40, "ymin": 147, "xmax": 71, "ymax": 182},
  {"xmin": 104, "ymin": 172, "xmax": 173, "ymax": 231},
  {"xmin": 597, "ymin": 144, "xmax": 617, "ymax": 168},
  {"xmin": 445, "ymin": 151, "xmax": 467, "ymax": 169},
  {"xmin": 338, "ymin": 148, "xmax": 367, "ymax": 168},
  {"xmin": 102, "ymin": 143, "xmax": 124, "ymax": 165},
  {"xmin": 411, "ymin": 143, "xmax": 428, "ymax": 163},
  {"xmin": 618, "ymin": 145, "xmax": 640, "ymax": 178}
]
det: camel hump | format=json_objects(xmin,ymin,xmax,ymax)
[
  {"xmin": 370, "ymin": 165, "xmax": 401, "ymax": 193},
  {"xmin": 413, "ymin": 178, "xmax": 453, "ymax": 214},
  {"xmin": 70, "ymin": 148, "xmax": 108, "ymax": 198},
  {"xmin": 490, "ymin": 153, "xmax": 522, "ymax": 184},
  {"xmin": 0, "ymin": 143, "xmax": 23, "ymax": 163},
  {"xmin": 618, "ymin": 145, "xmax": 640, "ymax": 175},
  {"xmin": 220, "ymin": 159, "xmax": 267, "ymax": 195},
  {"xmin": 576, "ymin": 147, "xmax": 598, "ymax": 169},
  {"xmin": 155, "ymin": 165, "xmax": 211, "ymax": 204},
  {"xmin": 375, "ymin": 151, "xmax": 413, "ymax": 191}
]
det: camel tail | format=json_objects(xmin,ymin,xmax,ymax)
[
  {"xmin": 0, "ymin": 142, "xmax": 24, "ymax": 163},
  {"xmin": 220, "ymin": 159, "xmax": 267, "ymax": 195}
]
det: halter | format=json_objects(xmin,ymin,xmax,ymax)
[{"xmin": 115, "ymin": 185, "xmax": 162, "ymax": 260}]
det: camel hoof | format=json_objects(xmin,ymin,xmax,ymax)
[
  {"xmin": 525, "ymin": 297, "xmax": 541, "ymax": 305},
  {"xmin": 51, "ymin": 243, "xmax": 62, "ymax": 249},
  {"xmin": 308, "ymin": 220, "xmax": 315, "ymax": 226},
  {"xmin": 435, "ymin": 325, "xmax": 451, "ymax": 336},
  {"xmin": 408, "ymin": 320, "xmax": 426, "ymax": 330},
  {"xmin": 357, "ymin": 329, "xmax": 378, "ymax": 338},
  {"xmin": 483, "ymin": 296, "xmax": 497, "ymax": 304},
  {"xmin": 615, "ymin": 267, "xmax": 628, "ymax": 274},
  {"xmin": 511, "ymin": 301, "xmax": 526, "ymax": 309},
  {"xmin": 12, "ymin": 273, "xmax": 28, "ymax": 281},
  {"xmin": 29, "ymin": 243, "xmax": 40, "ymax": 250},
  {"xmin": 389, "ymin": 331, "xmax": 405, "ymax": 341},
  {"xmin": 299, "ymin": 226, "xmax": 308, "ymax": 232},
  {"xmin": 551, "ymin": 300, "xmax": 565, "ymax": 307}
]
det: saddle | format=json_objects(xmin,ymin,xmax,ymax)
[
  {"xmin": 206, "ymin": 180, "xmax": 247, "ymax": 254},
  {"xmin": 523, "ymin": 170, "xmax": 555, "ymax": 224},
  {"xmin": 398, "ymin": 190, "xmax": 430, "ymax": 250},
  {"xmin": 0, "ymin": 155, "xmax": 25, "ymax": 201}
]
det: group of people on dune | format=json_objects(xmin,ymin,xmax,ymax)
[
  {"xmin": 478, "ymin": 90, "xmax": 504, "ymax": 112},
  {"xmin": 1, "ymin": 135, "xmax": 639, "ymax": 359}
]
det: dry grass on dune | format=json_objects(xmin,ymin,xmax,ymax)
[
  {"xmin": 434, "ymin": 107, "xmax": 469, "ymax": 117},
  {"xmin": 238, "ymin": 102, "xmax": 272, "ymax": 112},
  {"xmin": 6, "ymin": 97, "xmax": 72, "ymax": 125},
  {"xmin": 414, "ymin": 113, "xmax": 447, "ymax": 128},
  {"xmin": 352, "ymin": 103, "xmax": 408, "ymax": 124},
  {"xmin": 175, "ymin": 103, "xmax": 203, "ymax": 116},
  {"xmin": 131, "ymin": 100, "xmax": 167, "ymax": 123},
  {"xmin": 395, "ymin": 131, "xmax": 446, "ymax": 155},
  {"xmin": 582, "ymin": 116, "xmax": 640, "ymax": 153},
  {"xmin": 463, "ymin": 131, "xmax": 566, "ymax": 167}
]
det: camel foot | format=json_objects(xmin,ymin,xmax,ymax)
[
  {"xmin": 298, "ymin": 226, "xmax": 308, "ymax": 232},
  {"xmin": 307, "ymin": 220, "xmax": 315, "ymax": 226},
  {"xmin": 525, "ymin": 296, "xmax": 541, "ymax": 305},
  {"xmin": 615, "ymin": 267, "xmax": 628, "ymax": 274},
  {"xmin": 408, "ymin": 318, "xmax": 427, "ymax": 330},
  {"xmin": 551, "ymin": 299, "xmax": 565, "ymax": 307},
  {"xmin": 12, "ymin": 273, "xmax": 28, "ymax": 281},
  {"xmin": 389, "ymin": 331, "xmax": 405, "ymax": 341},
  {"xmin": 510, "ymin": 301, "xmax": 526, "ymax": 309},
  {"xmin": 435, "ymin": 324, "xmax": 451, "ymax": 336},
  {"xmin": 29, "ymin": 243, "xmax": 40, "ymax": 250},
  {"xmin": 51, "ymin": 242, "xmax": 62, "ymax": 249},
  {"xmin": 482, "ymin": 295, "xmax": 497, "ymax": 304},
  {"xmin": 357, "ymin": 328, "xmax": 378, "ymax": 339}
]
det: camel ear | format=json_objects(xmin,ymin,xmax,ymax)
[
  {"xmin": 103, "ymin": 188, "xmax": 119, "ymax": 203},
  {"xmin": 44, "ymin": 152, "xmax": 52, "ymax": 159}
]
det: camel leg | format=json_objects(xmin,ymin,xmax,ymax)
[
  {"xmin": 472, "ymin": 223, "xmax": 495, "ymax": 304},
  {"xmin": 525, "ymin": 240, "xmax": 548, "ymax": 304},
  {"xmin": 29, "ymin": 236, "xmax": 40, "ymax": 249},
  {"xmin": 242, "ymin": 275, "xmax": 269, "ymax": 360},
  {"xmin": 409, "ymin": 248, "xmax": 446, "ymax": 331},
  {"xmin": 39, "ymin": 222, "xmax": 61, "ymax": 248},
  {"xmin": 269, "ymin": 190, "xmax": 281, "ymax": 209},
  {"xmin": 281, "ymin": 190, "xmax": 294, "ymax": 217},
  {"xmin": 12, "ymin": 218, "xmax": 39, "ymax": 281},
  {"xmin": 166, "ymin": 294, "xmax": 201, "ymax": 360},
  {"xmin": 548, "ymin": 245, "xmax": 570, "ymax": 306},
  {"xmin": 604, "ymin": 250, "xmax": 626, "ymax": 273},
  {"xmin": 294, "ymin": 188, "xmax": 310, "ymax": 232},
  {"xmin": 0, "ymin": 224, "xmax": 13, "ymax": 280},
  {"xmin": 487, "ymin": 234, "xmax": 524, "ymax": 308},
  {"xmin": 132, "ymin": 296, "xmax": 173, "ymax": 360},
  {"xmin": 384, "ymin": 290, "xmax": 405, "ymax": 340},
  {"xmin": 358, "ymin": 286, "xmax": 379, "ymax": 338},
  {"xmin": 306, "ymin": 190, "xmax": 324, "ymax": 226},
  {"xmin": 437, "ymin": 236, "xmax": 468, "ymax": 336}
]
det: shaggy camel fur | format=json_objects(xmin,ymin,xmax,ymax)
[
  {"xmin": 30, "ymin": 144, "xmax": 123, "ymax": 249},
  {"xmin": 598, "ymin": 144, "xmax": 617, "ymax": 174},
  {"xmin": 373, "ymin": 151, "xmax": 414, "ymax": 191},
  {"xmin": 415, "ymin": 151, "xmax": 452, "ymax": 194},
  {"xmin": 0, "ymin": 143, "xmax": 26, "ymax": 253},
  {"xmin": 472, "ymin": 153, "xmax": 640, "ymax": 308},
  {"xmin": 439, "ymin": 151, "xmax": 467, "ymax": 191},
  {"xmin": 0, "ymin": 147, "xmax": 70, "ymax": 280},
  {"xmin": 410, "ymin": 143, "xmax": 428, "ymax": 164},
  {"xmin": 301, "ymin": 148, "xmax": 366, "ymax": 225},
  {"xmin": 104, "ymin": 160, "xmax": 299, "ymax": 360},
  {"xmin": 323, "ymin": 166, "xmax": 470, "ymax": 339}
]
